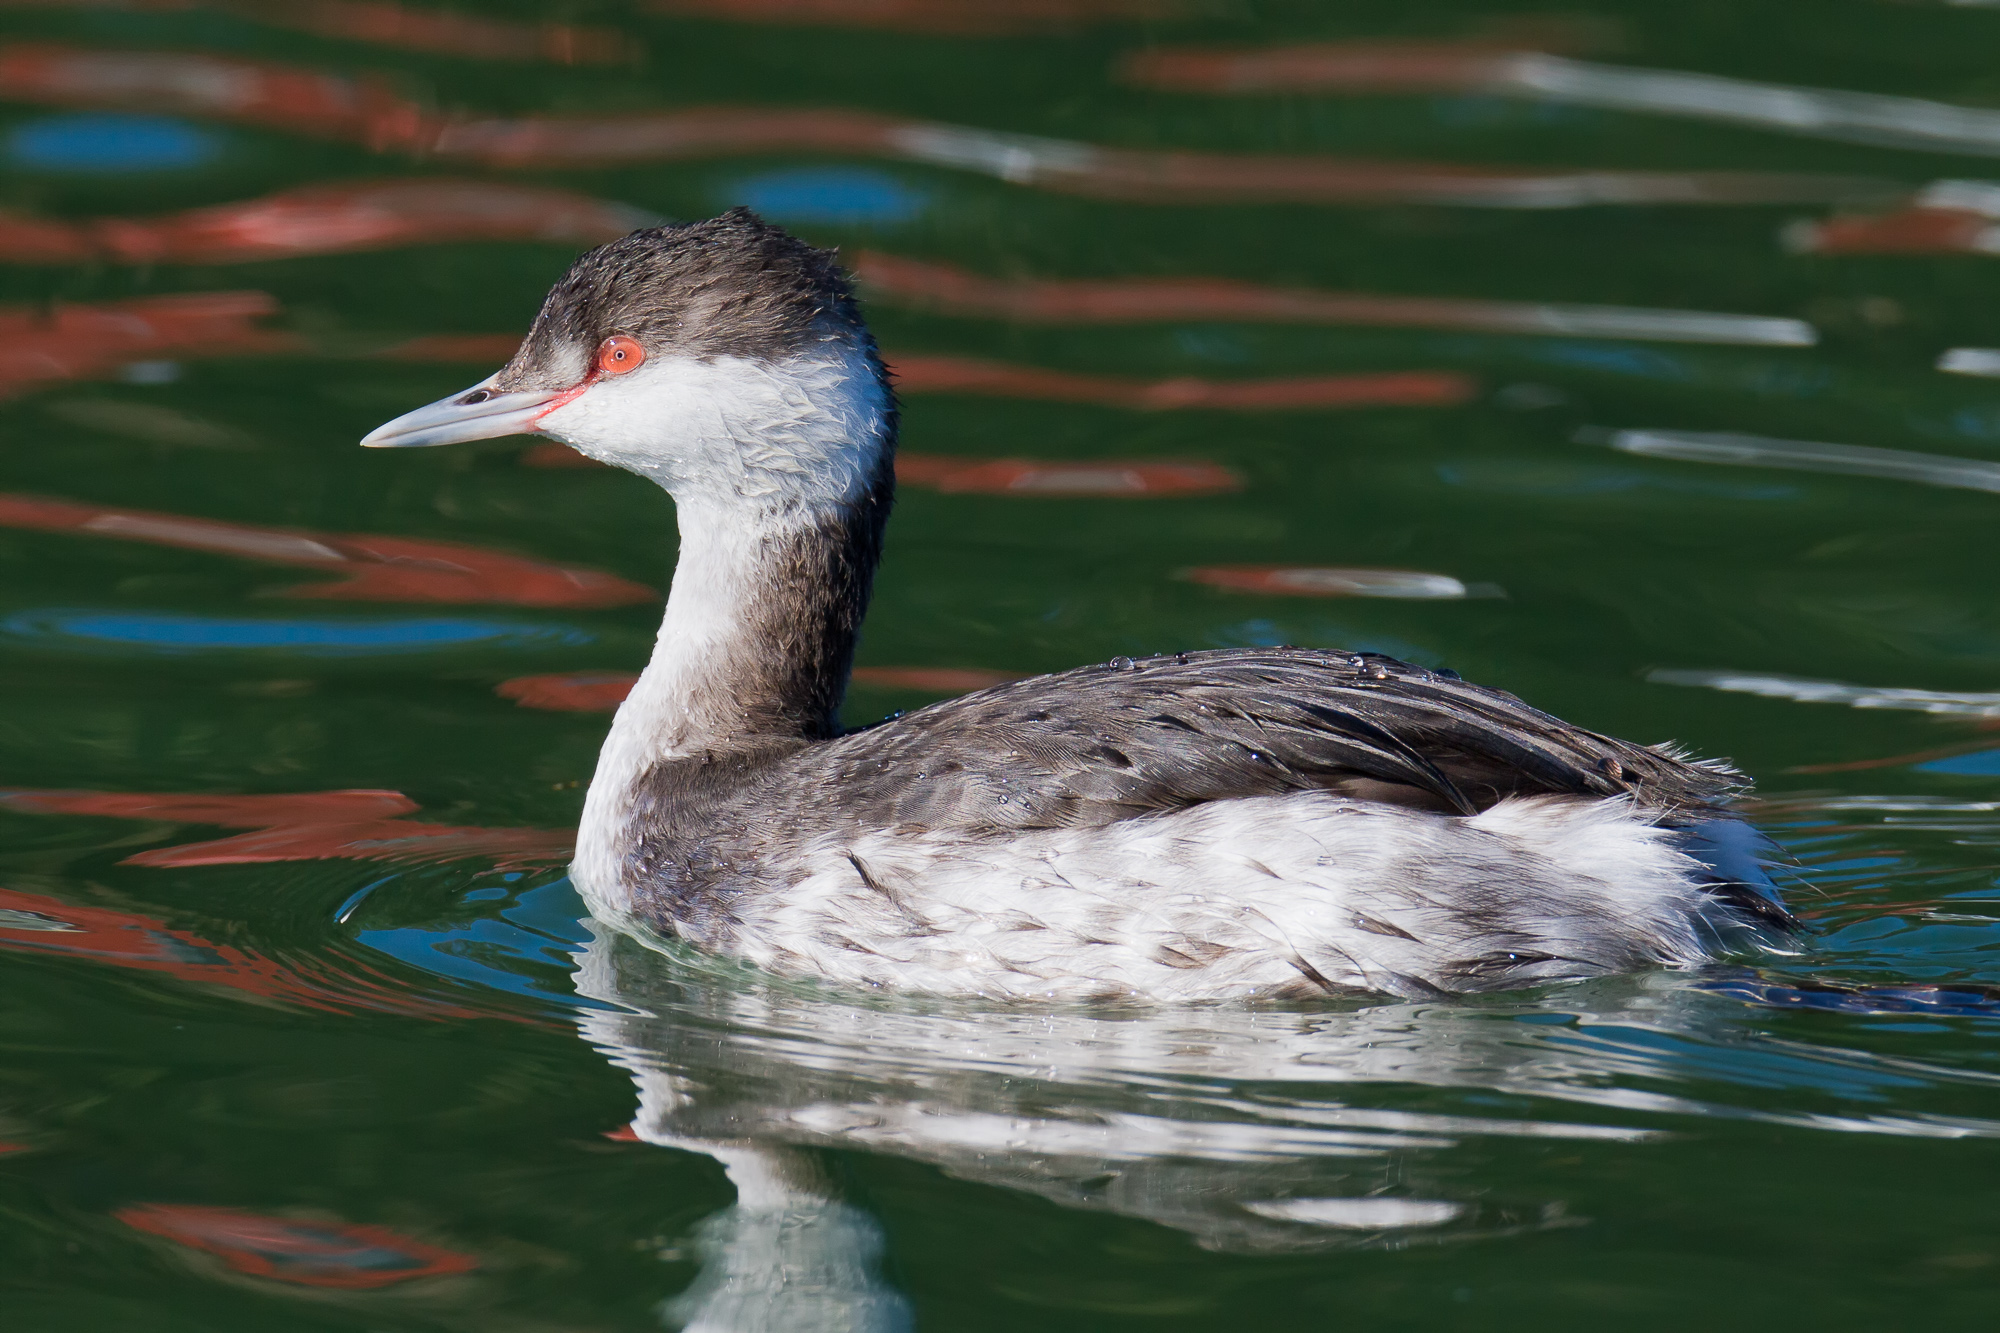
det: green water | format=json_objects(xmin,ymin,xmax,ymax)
[{"xmin": 4, "ymin": 2, "xmax": 2000, "ymax": 1327}]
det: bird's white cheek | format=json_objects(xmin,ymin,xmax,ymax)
[
  {"xmin": 536, "ymin": 379, "xmax": 696, "ymax": 476},
  {"xmin": 529, "ymin": 350, "xmax": 888, "ymax": 505}
]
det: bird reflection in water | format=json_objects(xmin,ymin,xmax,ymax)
[
  {"xmin": 574, "ymin": 926, "xmax": 1644, "ymax": 1327},
  {"xmin": 572, "ymin": 920, "xmax": 2000, "ymax": 1325}
]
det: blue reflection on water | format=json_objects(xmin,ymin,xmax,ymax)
[
  {"xmin": 7, "ymin": 114, "xmax": 220, "ymax": 171},
  {"xmin": 358, "ymin": 878, "xmax": 598, "ymax": 1006},
  {"xmin": 1174, "ymin": 328, "xmax": 1255, "ymax": 362},
  {"xmin": 1915, "ymin": 749, "xmax": 2000, "ymax": 776},
  {"xmin": 1548, "ymin": 1019, "xmax": 1925, "ymax": 1096},
  {"xmin": 1695, "ymin": 970, "xmax": 2000, "ymax": 1019},
  {"xmin": 727, "ymin": 167, "xmax": 927, "ymax": 224},
  {"xmin": 0, "ymin": 610, "xmax": 592, "ymax": 654},
  {"xmin": 1527, "ymin": 341, "xmax": 1694, "ymax": 380},
  {"xmin": 1431, "ymin": 95, "xmax": 1599, "ymax": 127}
]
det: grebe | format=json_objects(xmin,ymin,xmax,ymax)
[{"xmin": 363, "ymin": 209, "xmax": 1792, "ymax": 1002}]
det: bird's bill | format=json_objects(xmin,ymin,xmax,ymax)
[{"xmin": 360, "ymin": 379, "xmax": 568, "ymax": 449}]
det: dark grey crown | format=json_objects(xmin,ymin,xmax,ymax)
[{"xmin": 493, "ymin": 209, "xmax": 868, "ymax": 391}]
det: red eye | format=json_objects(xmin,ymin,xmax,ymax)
[{"xmin": 597, "ymin": 336, "xmax": 645, "ymax": 375}]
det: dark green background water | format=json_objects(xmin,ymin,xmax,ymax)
[{"xmin": 4, "ymin": 1, "xmax": 2000, "ymax": 1327}]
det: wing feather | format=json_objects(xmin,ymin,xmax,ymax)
[{"xmin": 724, "ymin": 648, "xmax": 1741, "ymax": 837}]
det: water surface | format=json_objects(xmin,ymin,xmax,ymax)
[{"xmin": 3, "ymin": 2, "xmax": 2000, "ymax": 1327}]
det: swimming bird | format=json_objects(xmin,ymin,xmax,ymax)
[{"xmin": 362, "ymin": 209, "xmax": 1792, "ymax": 1002}]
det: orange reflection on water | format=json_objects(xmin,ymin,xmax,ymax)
[
  {"xmin": 0, "ymin": 786, "xmax": 573, "ymax": 870},
  {"xmin": 896, "ymin": 453, "xmax": 1242, "ymax": 495},
  {"xmin": 0, "ymin": 1, "xmax": 630, "ymax": 64},
  {"xmin": 854, "ymin": 251, "xmax": 1817, "ymax": 346},
  {"xmin": 891, "ymin": 355, "xmax": 1476, "ymax": 410},
  {"xmin": 0, "ymin": 787, "xmax": 417, "ymax": 823},
  {"xmin": 644, "ymin": 0, "xmax": 1174, "ymax": 34},
  {"xmin": 1790, "ymin": 208, "xmax": 1996, "ymax": 254},
  {"xmin": 429, "ymin": 103, "xmax": 920, "ymax": 169},
  {"xmin": 0, "ymin": 180, "xmax": 654, "ymax": 266},
  {"xmin": 0, "ymin": 42, "xmax": 430, "ymax": 148},
  {"xmin": 0, "ymin": 493, "xmax": 658, "ymax": 607},
  {"xmin": 0, "ymin": 292, "xmax": 296, "ymax": 398},
  {"xmin": 1787, "ymin": 184, "xmax": 2000, "ymax": 254},
  {"xmin": 241, "ymin": 0, "xmax": 632, "ymax": 65},
  {"xmin": 496, "ymin": 671, "xmax": 638, "ymax": 711},
  {"xmin": 1120, "ymin": 42, "xmax": 2000, "ymax": 159},
  {"xmin": 0, "ymin": 884, "xmax": 485, "ymax": 1016},
  {"xmin": 125, "ymin": 820, "xmax": 573, "ymax": 870},
  {"xmin": 1120, "ymin": 41, "xmax": 1522, "ymax": 95},
  {"xmin": 116, "ymin": 1204, "xmax": 478, "ymax": 1288}
]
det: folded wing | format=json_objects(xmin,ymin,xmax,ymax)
[{"xmin": 752, "ymin": 648, "xmax": 1740, "ymax": 835}]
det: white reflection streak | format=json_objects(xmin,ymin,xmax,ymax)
[
  {"xmin": 1244, "ymin": 1198, "xmax": 1465, "ymax": 1228},
  {"xmin": 1484, "ymin": 305, "xmax": 1814, "ymax": 346},
  {"xmin": 1267, "ymin": 569, "xmax": 1469, "ymax": 598},
  {"xmin": 1914, "ymin": 178, "xmax": 2000, "ymax": 217},
  {"xmin": 786, "ymin": 1103, "xmax": 1454, "ymax": 1160},
  {"xmin": 1938, "ymin": 347, "xmax": 2000, "ymax": 376},
  {"xmin": 1765, "ymin": 796, "xmax": 2000, "ymax": 814},
  {"xmin": 1649, "ymin": 669, "xmax": 2000, "ymax": 718},
  {"xmin": 884, "ymin": 123, "xmax": 1101, "ymax": 182},
  {"xmin": 1213, "ymin": 1098, "xmax": 1660, "ymax": 1143},
  {"xmin": 1499, "ymin": 53, "xmax": 2000, "ymax": 157},
  {"xmin": 1781, "ymin": 1112, "xmax": 2000, "ymax": 1139},
  {"xmin": 1591, "ymin": 428, "xmax": 2000, "ymax": 494},
  {"xmin": 882, "ymin": 122, "xmax": 1882, "ymax": 210}
]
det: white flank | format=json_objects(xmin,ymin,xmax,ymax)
[{"xmin": 692, "ymin": 792, "xmax": 1724, "ymax": 1002}]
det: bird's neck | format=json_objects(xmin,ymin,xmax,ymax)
[
  {"xmin": 574, "ymin": 462, "xmax": 892, "ymax": 905},
  {"xmin": 643, "ymin": 485, "xmax": 890, "ymax": 752}
]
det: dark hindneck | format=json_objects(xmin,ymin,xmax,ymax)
[
  {"xmin": 704, "ymin": 485, "xmax": 891, "ymax": 744},
  {"xmin": 617, "ymin": 464, "xmax": 892, "ymax": 762}
]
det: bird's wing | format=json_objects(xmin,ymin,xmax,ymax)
[{"xmin": 750, "ymin": 648, "xmax": 1740, "ymax": 834}]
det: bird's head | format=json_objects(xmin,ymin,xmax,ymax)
[{"xmin": 362, "ymin": 209, "xmax": 894, "ymax": 512}]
